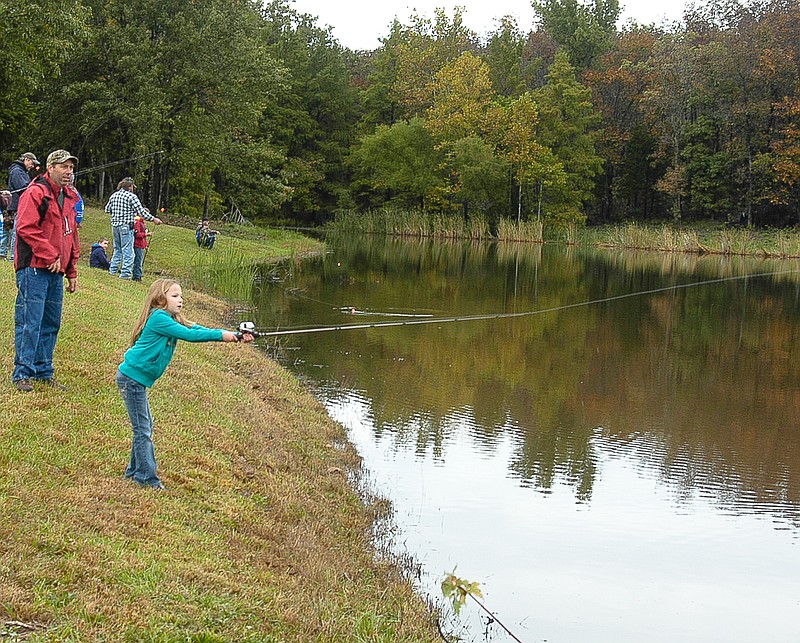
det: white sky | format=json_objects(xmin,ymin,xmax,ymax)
[{"xmin": 290, "ymin": 0, "xmax": 692, "ymax": 51}]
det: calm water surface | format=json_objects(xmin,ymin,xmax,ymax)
[{"xmin": 250, "ymin": 236, "xmax": 800, "ymax": 642}]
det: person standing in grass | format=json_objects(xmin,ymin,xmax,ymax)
[
  {"xmin": 105, "ymin": 177, "xmax": 162, "ymax": 280},
  {"xmin": 116, "ymin": 278, "xmax": 253, "ymax": 490},
  {"xmin": 12, "ymin": 150, "xmax": 80, "ymax": 393},
  {"xmin": 131, "ymin": 215, "xmax": 151, "ymax": 282},
  {"xmin": 4, "ymin": 152, "xmax": 39, "ymax": 262}
]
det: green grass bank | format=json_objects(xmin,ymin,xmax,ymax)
[{"xmin": 0, "ymin": 209, "xmax": 437, "ymax": 641}]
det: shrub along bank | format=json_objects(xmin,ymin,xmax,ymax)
[{"xmin": 0, "ymin": 209, "xmax": 437, "ymax": 641}]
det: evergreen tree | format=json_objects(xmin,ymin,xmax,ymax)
[
  {"xmin": 533, "ymin": 51, "xmax": 602, "ymax": 220},
  {"xmin": 261, "ymin": 0, "xmax": 359, "ymax": 223}
]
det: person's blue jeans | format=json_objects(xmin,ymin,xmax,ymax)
[
  {"xmin": 133, "ymin": 247, "xmax": 145, "ymax": 280},
  {"xmin": 116, "ymin": 370, "xmax": 162, "ymax": 487},
  {"xmin": 2, "ymin": 214, "xmax": 17, "ymax": 260},
  {"xmin": 8, "ymin": 220, "xmax": 15, "ymax": 261},
  {"xmin": 13, "ymin": 267, "xmax": 64, "ymax": 382},
  {"xmin": 110, "ymin": 225, "xmax": 135, "ymax": 279}
]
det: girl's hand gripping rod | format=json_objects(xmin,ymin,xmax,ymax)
[{"xmin": 234, "ymin": 321, "xmax": 261, "ymax": 342}]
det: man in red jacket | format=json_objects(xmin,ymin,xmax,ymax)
[{"xmin": 12, "ymin": 149, "xmax": 80, "ymax": 392}]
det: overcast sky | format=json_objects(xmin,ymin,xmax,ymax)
[{"xmin": 290, "ymin": 0, "xmax": 692, "ymax": 50}]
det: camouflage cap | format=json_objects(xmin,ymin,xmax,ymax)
[{"xmin": 46, "ymin": 149, "xmax": 78, "ymax": 166}]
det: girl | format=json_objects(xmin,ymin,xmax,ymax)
[
  {"xmin": 116, "ymin": 278, "xmax": 253, "ymax": 490},
  {"xmin": 132, "ymin": 215, "xmax": 151, "ymax": 281}
]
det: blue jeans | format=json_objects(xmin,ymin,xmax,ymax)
[
  {"xmin": 1, "ymin": 214, "xmax": 16, "ymax": 260},
  {"xmin": 8, "ymin": 221, "xmax": 15, "ymax": 261},
  {"xmin": 109, "ymin": 225, "xmax": 134, "ymax": 279},
  {"xmin": 116, "ymin": 370, "xmax": 162, "ymax": 487},
  {"xmin": 13, "ymin": 267, "xmax": 64, "ymax": 382},
  {"xmin": 133, "ymin": 247, "xmax": 145, "ymax": 280}
]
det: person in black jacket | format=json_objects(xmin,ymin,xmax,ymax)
[
  {"xmin": 2, "ymin": 152, "xmax": 39, "ymax": 260},
  {"xmin": 90, "ymin": 238, "xmax": 111, "ymax": 269}
]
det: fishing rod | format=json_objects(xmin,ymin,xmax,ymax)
[
  {"xmin": 2, "ymin": 151, "xmax": 167, "ymax": 195},
  {"xmin": 74, "ymin": 150, "xmax": 166, "ymax": 177},
  {"xmin": 236, "ymin": 269, "xmax": 800, "ymax": 338}
]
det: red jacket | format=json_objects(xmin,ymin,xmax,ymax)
[
  {"xmin": 133, "ymin": 217, "xmax": 149, "ymax": 249},
  {"xmin": 15, "ymin": 174, "xmax": 80, "ymax": 278}
]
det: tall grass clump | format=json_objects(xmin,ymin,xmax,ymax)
[
  {"xmin": 708, "ymin": 228, "xmax": 758, "ymax": 256},
  {"xmin": 496, "ymin": 217, "xmax": 544, "ymax": 242},
  {"xmin": 188, "ymin": 245, "xmax": 259, "ymax": 301},
  {"xmin": 333, "ymin": 207, "xmax": 490, "ymax": 240},
  {"xmin": 770, "ymin": 228, "xmax": 800, "ymax": 258},
  {"xmin": 602, "ymin": 222, "xmax": 658, "ymax": 249}
]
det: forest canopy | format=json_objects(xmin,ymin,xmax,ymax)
[{"xmin": 2, "ymin": 0, "xmax": 799, "ymax": 228}]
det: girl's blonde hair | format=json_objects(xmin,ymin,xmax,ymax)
[{"xmin": 130, "ymin": 278, "xmax": 193, "ymax": 345}]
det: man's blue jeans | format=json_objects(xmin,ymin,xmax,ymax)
[
  {"xmin": 116, "ymin": 370, "xmax": 162, "ymax": 487},
  {"xmin": 13, "ymin": 267, "xmax": 64, "ymax": 382},
  {"xmin": 110, "ymin": 225, "xmax": 135, "ymax": 279}
]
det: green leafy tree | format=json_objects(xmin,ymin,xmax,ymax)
[
  {"xmin": 533, "ymin": 50, "xmax": 602, "ymax": 220},
  {"xmin": 350, "ymin": 117, "xmax": 447, "ymax": 209},
  {"xmin": 37, "ymin": 0, "xmax": 285, "ymax": 219},
  {"xmin": 531, "ymin": 0, "xmax": 620, "ymax": 70},
  {"xmin": 488, "ymin": 93, "xmax": 566, "ymax": 221},
  {"xmin": 425, "ymin": 52, "xmax": 496, "ymax": 142},
  {"xmin": 0, "ymin": 0, "xmax": 86, "ymax": 152},
  {"xmin": 359, "ymin": 21, "xmax": 406, "ymax": 127},
  {"xmin": 484, "ymin": 16, "xmax": 536, "ymax": 97},
  {"xmin": 448, "ymin": 136, "xmax": 510, "ymax": 219},
  {"xmin": 584, "ymin": 27, "xmax": 665, "ymax": 221},
  {"xmin": 681, "ymin": 115, "xmax": 739, "ymax": 220},
  {"xmin": 392, "ymin": 8, "xmax": 478, "ymax": 117}
]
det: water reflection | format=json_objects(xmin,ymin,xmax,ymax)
[{"xmin": 249, "ymin": 235, "xmax": 800, "ymax": 641}]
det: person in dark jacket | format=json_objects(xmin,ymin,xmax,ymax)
[
  {"xmin": 90, "ymin": 238, "xmax": 111, "ymax": 269},
  {"xmin": 2, "ymin": 152, "xmax": 38, "ymax": 260},
  {"xmin": 12, "ymin": 150, "xmax": 79, "ymax": 392},
  {"xmin": 195, "ymin": 218, "xmax": 218, "ymax": 248}
]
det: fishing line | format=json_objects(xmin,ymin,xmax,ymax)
[
  {"xmin": 250, "ymin": 268, "xmax": 800, "ymax": 338},
  {"xmin": 276, "ymin": 271, "xmax": 438, "ymax": 318}
]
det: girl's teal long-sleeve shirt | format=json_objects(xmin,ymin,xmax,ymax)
[{"xmin": 118, "ymin": 309, "xmax": 223, "ymax": 387}]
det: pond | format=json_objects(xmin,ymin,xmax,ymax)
[{"xmin": 248, "ymin": 234, "xmax": 800, "ymax": 642}]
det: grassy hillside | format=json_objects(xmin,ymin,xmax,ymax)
[{"xmin": 0, "ymin": 210, "xmax": 437, "ymax": 641}]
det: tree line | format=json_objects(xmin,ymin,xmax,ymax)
[{"xmin": 1, "ymin": 0, "xmax": 798, "ymax": 228}]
